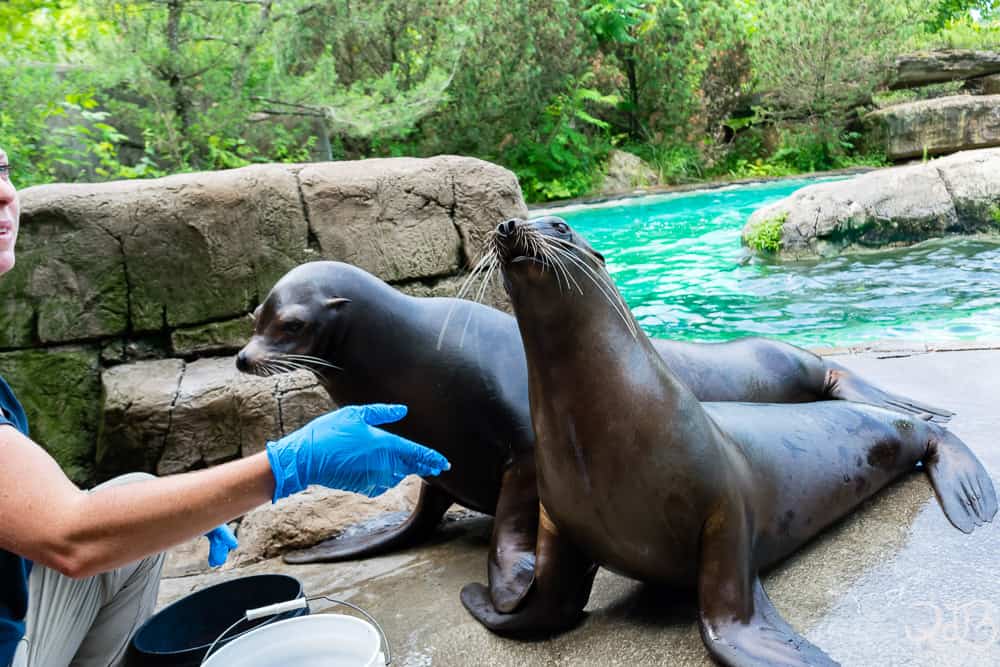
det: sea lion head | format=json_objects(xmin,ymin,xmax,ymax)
[
  {"xmin": 490, "ymin": 215, "xmax": 604, "ymax": 292},
  {"xmin": 488, "ymin": 216, "xmax": 638, "ymax": 341},
  {"xmin": 236, "ymin": 261, "xmax": 355, "ymax": 378}
]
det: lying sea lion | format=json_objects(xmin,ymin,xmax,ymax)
[
  {"xmin": 459, "ymin": 217, "xmax": 995, "ymax": 666},
  {"xmin": 236, "ymin": 258, "xmax": 953, "ymax": 614}
]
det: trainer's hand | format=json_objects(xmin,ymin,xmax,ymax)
[
  {"xmin": 205, "ymin": 524, "xmax": 238, "ymax": 567},
  {"xmin": 265, "ymin": 403, "xmax": 450, "ymax": 502}
]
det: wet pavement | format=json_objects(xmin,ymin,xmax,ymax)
[{"xmin": 158, "ymin": 347, "xmax": 1000, "ymax": 666}]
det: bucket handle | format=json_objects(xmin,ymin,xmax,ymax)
[{"xmin": 201, "ymin": 594, "xmax": 392, "ymax": 665}]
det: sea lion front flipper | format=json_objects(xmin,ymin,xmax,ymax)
[
  {"xmin": 462, "ymin": 503, "xmax": 596, "ymax": 635},
  {"xmin": 824, "ymin": 362, "xmax": 954, "ymax": 423},
  {"xmin": 488, "ymin": 453, "xmax": 539, "ymax": 612},
  {"xmin": 282, "ymin": 480, "xmax": 453, "ymax": 564},
  {"xmin": 698, "ymin": 507, "xmax": 839, "ymax": 667},
  {"xmin": 925, "ymin": 428, "xmax": 998, "ymax": 533}
]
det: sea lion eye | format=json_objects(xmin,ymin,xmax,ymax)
[
  {"xmin": 553, "ymin": 222, "xmax": 570, "ymax": 234},
  {"xmin": 282, "ymin": 319, "xmax": 305, "ymax": 335}
]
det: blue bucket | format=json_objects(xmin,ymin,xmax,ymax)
[{"xmin": 126, "ymin": 574, "xmax": 308, "ymax": 667}]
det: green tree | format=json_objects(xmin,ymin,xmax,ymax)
[
  {"xmin": 750, "ymin": 0, "xmax": 928, "ymax": 121},
  {"xmin": 583, "ymin": 1, "xmax": 654, "ymax": 140}
]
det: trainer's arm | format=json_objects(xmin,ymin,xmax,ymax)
[
  {"xmin": 0, "ymin": 425, "xmax": 274, "ymax": 578},
  {"xmin": 0, "ymin": 403, "xmax": 448, "ymax": 579}
]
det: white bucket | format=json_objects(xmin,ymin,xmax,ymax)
[{"xmin": 201, "ymin": 614, "xmax": 385, "ymax": 667}]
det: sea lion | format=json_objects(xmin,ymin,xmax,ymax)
[
  {"xmin": 459, "ymin": 217, "xmax": 996, "ymax": 666},
  {"xmin": 236, "ymin": 259, "xmax": 952, "ymax": 614}
]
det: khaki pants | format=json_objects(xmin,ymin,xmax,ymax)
[{"xmin": 11, "ymin": 473, "xmax": 166, "ymax": 667}]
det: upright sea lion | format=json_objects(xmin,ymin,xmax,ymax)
[
  {"xmin": 459, "ymin": 217, "xmax": 996, "ymax": 666},
  {"xmin": 236, "ymin": 259, "xmax": 952, "ymax": 614}
]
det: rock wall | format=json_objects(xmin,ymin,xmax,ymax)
[
  {"xmin": 865, "ymin": 94, "xmax": 1000, "ymax": 161},
  {"xmin": 2, "ymin": 156, "xmax": 527, "ymax": 485},
  {"xmin": 742, "ymin": 147, "xmax": 1000, "ymax": 259},
  {"xmin": 889, "ymin": 50, "xmax": 1000, "ymax": 90}
]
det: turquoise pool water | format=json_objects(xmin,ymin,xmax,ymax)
[{"xmin": 533, "ymin": 178, "xmax": 1000, "ymax": 347}]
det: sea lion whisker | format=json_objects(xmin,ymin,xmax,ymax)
[
  {"xmin": 459, "ymin": 260, "xmax": 499, "ymax": 349},
  {"xmin": 545, "ymin": 242, "xmax": 638, "ymax": 338},
  {"xmin": 545, "ymin": 238, "xmax": 638, "ymax": 338},
  {"xmin": 458, "ymin": 253, "xmax": 496, "ymax": 300},
  {"xmin": 279, "ymin": 354, "xmax": 342, "ymax": 371},
  {"xmin": 538, "ymin": 241, "xmax": 581, "ymax": 295},
  {"xmin": 437, "ymin": 253, "xmax": 496, "ymax": 350},
  {"xmin": 267, "ymin": 359, "xmax": 301, "ymax": 374}
]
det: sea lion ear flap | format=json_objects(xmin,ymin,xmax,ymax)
[
  {"xmin": 326, "ymin": 297, "xmax": 351, "ymax": 309},
  {"xmin": 593, "ymin": 250, "xmax": 606, "ymax": 265}
]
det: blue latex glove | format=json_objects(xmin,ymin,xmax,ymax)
[
  {"xmin": 266, "ymin": 403, "xmax": 450, "ymax": 502},
  {"xmin": 205, "ymin": 524, "xmax": 238, "ymax": 568}
]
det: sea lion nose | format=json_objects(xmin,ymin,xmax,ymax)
[
  {"xmin": 496, "ymin": 219, "xmax": 519, "ymax": 238},
  {"xmin": 235, "ymin": 350, "xmax": 250, "ymax": 372}
]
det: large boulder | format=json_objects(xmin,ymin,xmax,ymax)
[
  {"xmin": 230, "ymin": 479, "xmax": 422, "ymax": 567},
  {"xmin": 98, "ymin": 360, "xmax": 334, "ymax": 480},
  {"xmin": 300, "ymin": 155, "xmax": 527, "ymax": 281},
  {"xmin": 889, "ymin": 50, "xmax": 1000, "ymax": 90},
  {"xmin": 964, "ymin": 73, "xmax": 1000, "ymax": 96},
  {"xmin": 4, "ymin": 155, "xmax": 525, "ymax": 481},
  {"xmin": 864, "ymin": 94, "xmax": 1000, "ymax": 161},
  {"xmin": 596, "ymin": 150, "xmax": 659, "ymax": 196},
  {"xmin": 742, "ymin": 147, "xmax": 1000, "ymax": 259},
  {"xmin": 6, "ymin": 165, "xmax": 308, "ymax": 343}
]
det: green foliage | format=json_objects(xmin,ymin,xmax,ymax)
[
  {"xmin": 629, "ymin": 142, "xmax": 705, "ymax": 183},
  {"xmin": 502, "ymin": 77, "xmax": 620, "ymax": 202},
  {"xmin": 924, "ymin": 0, "xmax": 998, "ymax": 31},
  {"xmin": 922, "ymin": 13, "xmax": 1000, "ymax": 48},
  {"xmin": 990, "ymin": 205, "xmax": 1000, "ymax": 227},
  {"xmin": 745, "ymin": 212, "xmax": 787, "ymax": 253},
  {"xmin": 583, "ymin": 1, "xmax": 652, "ymax": 45},
  {"xmin": 0, "ymin": 0, "xmax": 923, "ymax": 202},
  {"xmin": 711, "ymin": 124, "xmax": 887, "ymax": 180},
  {"xmin": 750, "ymin": 0, "xmax": 929, "ymax": 121},
  {"xmin": 635, "ymin": 1, "xmax": 751, "ymax": 141}
]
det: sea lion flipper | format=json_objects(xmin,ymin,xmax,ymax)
[
  {"xmin": 825, "ymin": 363, "xmax": 954, "ymax": 423},
  {"xmin": 463, "ymin": 504, "xmax": 596, "ymax": 635},
  {"xmin": 282, "ymin": 481, "xmax": 453, "ymax": 564},
  {"xmin": 488, "ymin": 454, "xmax": 539, "ymax": 612},
  {"xmin": 925, "ymin": 429, "xmax": 998, "ymax": 533},
  {"xmin": 698, "ymin": 508, "xmax": 839, "ymax": 667}
]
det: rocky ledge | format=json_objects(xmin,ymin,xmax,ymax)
[
  {"xmin": 742, "ymin": 147, "xmax": 1000, "ymax": 258},
  {"xmin": 865, "ymin": 94, "xmax": 1000, "ymax": 161}
]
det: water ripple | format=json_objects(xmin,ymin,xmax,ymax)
[{"xmin": 537, "ymin": 178, "xmax": 1000, "ymax": 346}]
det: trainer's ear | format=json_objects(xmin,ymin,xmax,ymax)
[{"xmin": 326, "ymin": 297, "xmax": 351, "ymax": 309}]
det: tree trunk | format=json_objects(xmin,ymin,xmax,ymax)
[
  {"xmin": 165, "ymin": 0, "xmax": 192, "ymax": 138},
  {"xmin": 625, "ymin": 47, "xmax": 639, "ymax": 141}
]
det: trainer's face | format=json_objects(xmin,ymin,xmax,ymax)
[{"xmin": 0, "ymin": 148, "xmax": 19, "ymax": 275}]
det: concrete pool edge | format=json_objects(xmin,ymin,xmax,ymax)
[
  {"xmin": 528, "ymin": 166, "xmax": 879, "ymax": 214},
  {"xmin": 810, "ymin": 339, "xmax": 1000, "ymax": 358}
]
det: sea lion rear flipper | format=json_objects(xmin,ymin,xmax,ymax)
[
  {"xmin": 824, "ymin": 363, "xmax": 954, "ymax": 423},
  {"xmin": 282, "ymin": 480, "xmax": 453, "ymax": 564},
  {"xmin": 925, "ymin": 429, "xmax": 998, "ymax": 533},
  {"xmin": 698, "ymin": 507, "xmax": 839, "ymax": 667},
  {"xmin": 462, "ymin": 503, "xmax": 596, "ymax": 635},
  {"xmin": 488, "ymin": 454, "xmax": 539, "ymax": 612}
]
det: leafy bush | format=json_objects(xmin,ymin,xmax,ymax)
[
  {"xmin": 745, "ymin": 212, "xmax": 787, "ymax": 253},
  {"xmin": 501, "ymin": 78, "xmax": 619, "ymax": 202},
  {"xmin": 750, "ymin": 0, "xmax": 929, "ymax": 121},
  {"xmin": 629, "ymin": 142, "xmax": 705, "ymax": 184},
  {"xmin": 923, "ymin": 14, "xmax": 1000, "ymax": 48}
]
